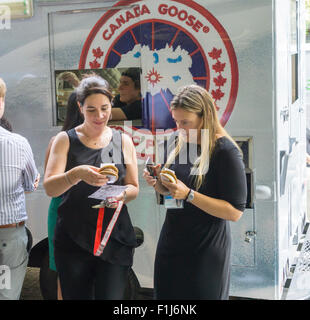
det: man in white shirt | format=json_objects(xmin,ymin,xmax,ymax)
[{"xmin": 0, "ymin": 77, "xmax": 39, "ymax": 300}]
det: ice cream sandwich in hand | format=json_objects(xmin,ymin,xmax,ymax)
[
  {"xmin": 99, "ymin": 163, "xmax": 119, "ymax": 184},
  {"xmin": 160, "ymin": 168, "xmax": 177, "ymax": 184}
]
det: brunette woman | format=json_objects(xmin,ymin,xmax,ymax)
[{"xmin": 44, "ymin": 75, "xmax": 139, "ymax": 300}]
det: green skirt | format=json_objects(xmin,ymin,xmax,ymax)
[{"xmin": 47, "ymin": 196, "xmax": 62, "ymax": 272}]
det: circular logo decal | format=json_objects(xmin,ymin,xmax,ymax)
[
  {"xmin": 79, "ymin": 0, "xmax": 238, "ymax": 130},
  {"xmin": 79, "ymin": 0, "xmax": 238, "ymax": 160}
]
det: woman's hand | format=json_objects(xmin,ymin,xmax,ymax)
[
  {"xmin": 105, "ymin": 190, "xmax": 127, "ymax": 208},
  {"xmin": 161, "ymin": 178, "xmax": 190, "ymax": 200},
  {"xmin": 76, "ymin": 165, "xmax": 109, "ymax": 186},
  {"xmin": 142, "ymin": 164, "xmax": 161, "ymax": 187}
]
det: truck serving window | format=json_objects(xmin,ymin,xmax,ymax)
[
  {"xmin": 48, "ymin": 4, "xmax": 140, "ymax": 127},
  {"xmin": 55, "ymin": 68, "xmax": 142, "ymax": 127}
]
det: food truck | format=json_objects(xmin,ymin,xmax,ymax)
[{"xmin": 0, "ymin": 0, "xmax": 309, "ymax": 299}]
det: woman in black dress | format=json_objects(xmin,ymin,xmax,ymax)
[
  {"xmin": 143, "ymin": 84, "xmax": 247, "ymax": 300},
  {"xmin": 44, "ymin": 75, "xmax": 139, "ymax": 299}
]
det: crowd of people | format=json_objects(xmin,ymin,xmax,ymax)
[{"xmin": 0, "ymin": 73, "xmax": 247, "ymax": 300}]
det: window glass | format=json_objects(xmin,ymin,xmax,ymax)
[{"xmin": 55, "ymin": 68, "xmax": 142, "ymax": 127}]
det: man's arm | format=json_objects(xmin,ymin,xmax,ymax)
[{"xmin": 22, "ymin": 138, "xmax": 39, "ymax": 192}]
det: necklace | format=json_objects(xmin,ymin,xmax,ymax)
[{"xmin": 81, "ymin": 126, "xmax": 111, "ymax": 148}]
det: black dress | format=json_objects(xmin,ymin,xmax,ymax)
[
  {"xmin": 53, "ymin": 128, "xmax": 137, "ymax": 299},
  {"xmin": 154, "ymin": 137, "xmax": 247, "ymax": 300},
  {"xmin": 54, "ymin": 128, "xmax": 137, "ymax": 266}
]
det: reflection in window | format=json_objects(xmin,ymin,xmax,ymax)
[{"xmin": 55, "ymin": 68, "xmax": 142, "ymax": 127}]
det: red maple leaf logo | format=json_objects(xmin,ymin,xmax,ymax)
[
  {"xmin": 208, "ymin": 48, "xmax": 222, "ymax": 60},
  {"xmin": 214, "ymin": 75, "xmax": 227, "ymax": 87},
  {"xmin": 211, "ymin": 88, "xmax": 225, "ymax": 101},
  {"xmin": 89, "ymin": 59, "xmax": 101, "ymax": 69},
  {"xmin": 212, "ymin": 61, "xmax": 226, "ymax": 73},
  {"xmin": 92, "ymin": 47, "xmax": 104, "ymax": 59}
]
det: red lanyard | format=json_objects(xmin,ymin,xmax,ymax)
[{"xmin": 93, "ymin": 201, "xmax": 124, "ymax": 256}]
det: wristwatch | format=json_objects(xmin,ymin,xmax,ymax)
[{"xmin": 186, "ymin": 189, "xmax": 195, "ymax": 202}]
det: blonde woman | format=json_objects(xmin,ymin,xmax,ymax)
[{"xmin": 143, "ymin": 85, "xmax": 247, "ymax": 300}]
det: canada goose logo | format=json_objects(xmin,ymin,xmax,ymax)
[{"xmin": 80, "ymin": 0, "xmax": 238, "ymax": 139}]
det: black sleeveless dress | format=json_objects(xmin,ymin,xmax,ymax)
[
  {"xmin": 154, "ymin": 136, "xmax": 247, "ymax": 299},
  {"xmin": 54, "ymin": 128, "xmax": 136, "ymax": 267}
]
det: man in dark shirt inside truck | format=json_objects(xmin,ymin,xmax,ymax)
[{"xmin": 111, "ymin": 68, "xmax": 142, "ymax": 121}]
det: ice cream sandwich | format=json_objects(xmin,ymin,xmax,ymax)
[
  {"xmin": 160, "ymin": 168, "xmax": 177, "ymax": 184},
  {"xmin": 99, "ymin": 163, "xmax": 119, "ymax": 183}
]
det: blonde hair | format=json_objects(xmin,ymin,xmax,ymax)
[
  {"xmin": 0, "ymin": 78, "xmax": 7, "ymax": 98},
  {"xmin": 165, "ymin": 84, "xmax": 239, "ymax": 190}
]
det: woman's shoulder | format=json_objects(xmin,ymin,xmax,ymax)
[
  {"xmin": 121, "ymin": 130, "xmax": 132, "ymax": 140},
  {"xmin": 120, "ymin": 130, "xmax": 134, "ymax": 148},
  {"xmin": 214, "ymin": 136, "xmax": 241, "ymax": 158},
  {"xmin": 216, "ymin": 136, "xmax": 236, "ymax": 149},
  {"xmin": 52, "ymin": 131, "xmax": 70, "ymax": 149},
  {"xmin": 55, "ymin": 130, "xmax": 69, "ymax": 140},
  {"xmin": 110, "ymin": 128, "xmax": 134, "ymax": 150}
]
